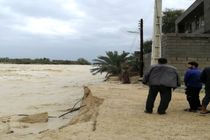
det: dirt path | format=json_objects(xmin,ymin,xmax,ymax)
[{"xmin": 40, "ymin": 82, "xmax": 210, "ymax": 140}]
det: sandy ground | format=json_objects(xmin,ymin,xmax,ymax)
[{"xmin": 1, "ymin": 64, "xmax": 210, "ymax": 140}]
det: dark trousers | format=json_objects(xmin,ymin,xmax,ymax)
[
  {"xmin": 185, "ymin": 87, "xmax": 201, "ymax": 110},
  {"xmin": 202, "ymin": 88, "xmax": 210, "ymax": 108},
  {"xmin": 145, "ymin": 85, "xmax": 172, "ymax": 113}
]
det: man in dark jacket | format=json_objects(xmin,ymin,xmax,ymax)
[
  {"xmin": 184, "ymin": 61, "xmax": 202, "ymax": 112},
  {"xmin": 143, "ymin": 58, "xmax": 180, "ymax": 114},
  {"xmin": 200, "ymin": 67, "xmax": 210, "ymax": 114}
]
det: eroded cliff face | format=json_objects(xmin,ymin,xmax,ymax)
[{"xmin": 69, "ymin": 86, "xmax": 104, "ymax": 131}]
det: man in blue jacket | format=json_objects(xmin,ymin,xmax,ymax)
[
  {"xmin": 200, "ymin": 67, "xmax": 210, "ymax": 114},
  {"xmin": 143, "ymin": 58, "xmax": 180, "ymax": 115},
  {"xmin": 184, "ymin": 61, "xmax": 202, "ymax": 112}
]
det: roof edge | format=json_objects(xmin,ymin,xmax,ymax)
[{"xmin": 175, "ymin": 0, "xmax": 204, "ymax": 24}]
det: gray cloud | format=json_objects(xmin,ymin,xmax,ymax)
[
  {"xmin": 0, "ymin": 0, "xmax": 75, "ymax": 19},
  {"xmin": 0, "ymin": 0, "xmax": 195, "ymax": 61}
]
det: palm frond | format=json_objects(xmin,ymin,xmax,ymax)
[{"xmin": 90, "ymin": 51, "xmax": 131, "ymax": 77}]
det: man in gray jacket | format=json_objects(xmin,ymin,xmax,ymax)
[{"xmin": 143, "ymin": 58, "xmax": 180, "ymax": 114}]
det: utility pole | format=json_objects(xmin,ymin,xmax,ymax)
[
  {"xmin": 151, "ymin": 0, "xmax": 162, "ymax": 64},
  {"xmin": 127, "ymin": 19, "xmax": 144, "ymax": 78},
  {"xmin": 139, "ymin": 19, "xmax": 144, "ymax": 77}
]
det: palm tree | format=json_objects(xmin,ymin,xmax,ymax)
[{"xmin": 91, "ymin": 51, "xmax": 130, "ymax": 80}]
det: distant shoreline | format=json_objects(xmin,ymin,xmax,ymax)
[{"xmin": 0, "ymin": 57, "xmax": 91, "ymax": 65}]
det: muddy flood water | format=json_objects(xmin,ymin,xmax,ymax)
[{"xmin": 0, "ymin": 64, "xmax": 104, "ymax": 135}]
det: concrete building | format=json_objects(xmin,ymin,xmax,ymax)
[
  {"xmin": 175, "ymin": 0, "xmax": 210, "ymax": 34},
  {"xmin": 144, "ymin": 0, "xmax": 210, "ymax": 78}
]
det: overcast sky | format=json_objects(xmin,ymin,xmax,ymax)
[{"xmin": 0, "ymin": 0, "xmax": 195, "ymax": 61}]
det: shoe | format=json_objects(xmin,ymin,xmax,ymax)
[
  {"xmin": 157, "ymin": 112, "xmax": 166, "ymax": 115},
  {"xmin": 184, "ymin": 108, "xmax": 197, "ymax": 112},
  {"xmin": 190, "ymin": 109, "xmax": 197, "ymax": 112},
  {"xmin": 200, "ymin": 110, "xmax": 210, "ymax": 114},
  {"xmin": 144, "ymin": 110, "xmax": 152, "ymax": 114},
  {"xmin": 200, "ymin": 105, "xmax": 210, "ymax": 114},
  {"xmin": 197, "ymin": 107, "xmax": 202, "ymax": 111}
]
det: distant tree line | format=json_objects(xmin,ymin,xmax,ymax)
[{"xmin": 0, "ymin": 57, "xmax": 91, "ymax": 65}]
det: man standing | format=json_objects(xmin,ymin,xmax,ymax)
[
  {"xmin": 184, "ymin": 61, "xmax": 202, "ymax": 112},
  {"xmin": 143, "ymin": 58, "xmax": 180, "ymax": 115},
  {"xmin": 200, "ymin": 67, "xmax": 210, "ymax": 114}
]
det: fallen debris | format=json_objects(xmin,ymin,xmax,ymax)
[
  {"xmin": 18, "ymin": 112, "xmax": 48, "ymax": 123},
  {"xmin": 59, "ymin": 105, "xmax": 86, "ymax": 118}
]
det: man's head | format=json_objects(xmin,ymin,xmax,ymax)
[
  {"xmin": 187, "ymin": 61, "xmax": 198, "ymax": 68},
  {"xmin": 158, "ymin": 58, "xmax": 167, "ymax": 64}
]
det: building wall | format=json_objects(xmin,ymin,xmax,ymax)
[
  {"xmin": 204, "ymin": 0, "xmax": 210, "ymax": 33},
  {"xmin": 162, "ymin": 33, "xmax": 210, "ymax": 77}
]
